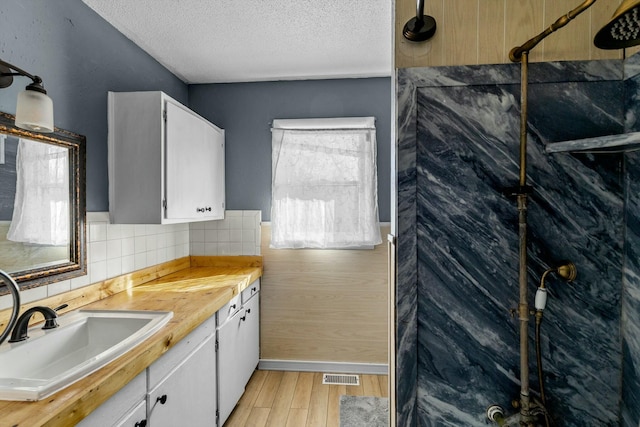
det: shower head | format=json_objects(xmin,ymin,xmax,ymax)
[
  {"xmin": 594, "ymin": 0, "xmax": 640, "ymax": 49},
  {"xmin": 402, "ymin": 0, "xmax": 436, "ymax": 42}
]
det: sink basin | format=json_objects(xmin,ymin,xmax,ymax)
[{"xmin": 0, "ymin": 309, "xmax": 173, "ymax": 401}]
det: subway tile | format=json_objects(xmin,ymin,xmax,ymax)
[
  {"xmin": 242, "ymin": 242, "xmax": 256, "ymax": 255},
  {"xmin": 121, "ymin": 255, "xmax": 135, "ymax": 274},
  {"xmin": 122, "ymin": 237, "xmax": 135, "ymax": 256},
  {"xmin": 90, "ymin": 261, "xmax": 107, "ymax": 283},
  {"xmin": 134, "ymin": 236, "xmax": 147, "ymax": 254},
  {"xmin": 106, "ymin": 258, "xmax": 122, "ymax": 278},
  {"xmin": 166, "ymin": 245, "xmax": 176, "ymax": 260},
  {"xmin": 21, "ymin": 286, "xmax": 48, "ymax": 304},
  {"xmin": 217, "ymin": 229, "xmax": 230, "ymax": 242},
  {"xmin": 204, "ymin": 242, "xmax": 218, "ymax": 255},
  {"xmin": 229, "ymin": 216, "xmax": 243, "ymax": 229},
  {"xmin": 146, "ymin": 250, "xmax": 158, "ymax": 267},
  {"xmin": 145, "ymin": 235, "xmax": 158, "ymax": 251},
  {"xmin": 120, "ymin": 224, "xmax": 135, "ymax": 238},
  {"xmin": 242, "ymin": 229, "xmax": 255, "ymax": 242},
  {"xmin": 89, "ymin": 222, "xmax": 107, "ymax": 242},
  {"xmin": 70, "ymin": 273, "xmax": 91, "ymax": 290},
  {"xmin": 90, "ymin": 241, "xmax": 107, "ymax": 263},
  {"xmin": 230, "ymin": 229, "xmax": 242, "ymax": 242},
  {"xmin": 191, "ymin": 242, "xmax": 205, "ymax": 256},
  {"xmin": 191, "ymin": 229, "xmax": 205, "ymax": 243},
  {"xmin": 0, "ymin": 294, "xmax": 13, "ymax": 310},
  {"xmin": 204, "ymin": 220, "xmax": 219, "ymax": 230},
  {"xmin": 134, "ymin": 252, "xmax": 147, "ymax": 270},
  {"xmin": 134, "ymin": 224, "xmax": 147, "ymax": 237},
  {"xmin": 106, "ymin": 224, "xmax": 122, "ymax": 240},
  {"xmin": 190, "ymin": 222, "xmax": 205, "ymax": 230},
  {"xmin": 47, "ymin": 279, "xmax": 71, "ymax": 297},
  {"xmin": 107, "ymin": 239, "xmax": 122, "ymax": 259}
]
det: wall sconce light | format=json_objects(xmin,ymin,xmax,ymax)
[{"xmin": 0, "ymin": 58, "xmax": 54, "ymax": 133}]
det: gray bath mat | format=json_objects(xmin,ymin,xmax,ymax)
[{"xmin": 339, "ymin": 395, "xmax": 389, "ymax": 427}]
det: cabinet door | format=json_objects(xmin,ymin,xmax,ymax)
[
  {"xmin": 165, "ymin": 101, "xmax": 225, "ymax": 221},
  {"xmin": 147, "ymin": 334, "xmax": 216, "ymax": 427},
  {"xmin": 77, "ymin": 371, "xmax": 146, "ymax": 427},
  {"xmin": 217, "ymin": 310, "xmax": 245, "ymax": 426},
  {"xmin": 116, "ymin": 400, "xmax": 147, "ymax": 427},
  {"xmin": 240, "ymin": 294, "xmax": 260, "ymax": 387}
]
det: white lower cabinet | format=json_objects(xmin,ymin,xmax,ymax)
[
  {"xmin": 217, "ymin": 280, "xmax": 260, "ymax": 426},
  {"xmin": 80, "ymin": 281, "xmax": 259, "ymax": 427},
  {"xmin": 147, "ymin": 333, "xmax": 217, "ymax": 427},
  {"xmin": 77, "ymin": 371, "xmax": 147, "ymax": 427},
  {"xmin": 118, "ymin": 401, "xmax": 147, "ymax": 427}
]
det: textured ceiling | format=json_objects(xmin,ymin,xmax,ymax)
[{"xmin": 82, "ymin": 0, "xmax": 393, "ymax": 84}]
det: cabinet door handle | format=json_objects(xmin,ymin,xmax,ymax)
[
  {"xmin": 135, "ymin": 420, "xmax": 147, "ymax": 427},
  {"xmin": 240, "ymin": 313, "xmax": 246, "ymax": 321},
  {"xmin": 252, "ymin": 287, "xmax": 257, "ymax": 292},
  {"xmin": 157, "ymin": 394, "xmax": 168, "ymax": 405},
  {"xmin": 230, "ymin": 304, "xmax": 236, "ymax": 310},
  {"xmin": 246, "ymin": 308, "xmax": 251, "ymax": 314}
]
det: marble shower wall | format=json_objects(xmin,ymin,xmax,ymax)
[
  {"xmin": 397, "ymin": 61, "xmax": 627, "ymax": 427},
  {"xmin": 622, "ymin": 53, "xmax": 640, "ymax": 427}
]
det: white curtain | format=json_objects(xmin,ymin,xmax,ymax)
[
  {"xmin": 7, "ymin": 138, "xmax": 69, "ymax": 246},
  {"xmin": 271, "ymin": 117, "xmax": 381, "ymax": 249}
]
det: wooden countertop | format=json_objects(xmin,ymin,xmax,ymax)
[{"xmin": 0, "ymin": 256, "xmax": 262, "ymax": 427}]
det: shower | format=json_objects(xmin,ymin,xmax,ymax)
[{"xmin": 486, "ymin": 1, "xmax": 640, "ymax": 426}]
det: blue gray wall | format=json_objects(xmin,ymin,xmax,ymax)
[
  {"xmin": 188, "ymin": 79, "xmax": 392, "ymax": 222},
  {"xmin": 397, "ymin": 60, "xmax": 632, "ymax": 426},
  {"xmin": 0, "ymin": 0, "xmax": 188, "ymax": 212},
  {"xmin": 0, "ymin": 1, "xmax": 392, "ymax": 222}
]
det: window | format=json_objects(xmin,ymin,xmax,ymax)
[
  {"xmin": 270, "ymin": 117, "xmax": 381, "ymax": 249},
  {"xmin": 8, "ymin": 138, "xmax": 69, "ymax": 246}
]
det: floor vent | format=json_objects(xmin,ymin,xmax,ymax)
[{"xmin": 322, "ymin": 373, "xmax": 360, "ymax": 386}]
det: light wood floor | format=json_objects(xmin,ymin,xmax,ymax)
[{"xmin": 223, "ymin": 370, "xmax": 389, "ymax": 427}]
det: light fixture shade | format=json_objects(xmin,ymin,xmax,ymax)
[{"xmin": 15, "ymin": 89, "xmax": 54, "ymax": 133}]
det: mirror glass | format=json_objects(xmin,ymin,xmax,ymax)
[{"xmin": 0, "ymin": 111, "xmax": 86, "ymax": 290}]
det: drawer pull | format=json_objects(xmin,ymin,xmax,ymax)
[
  {"xmin": 240, "ymin": 314, "xmax": 246, "ymax": 321},
  {"xmin": 230, "ymin": 304, "xmax": 236, "ymax": 310},
  {"xmin": 135, "ymin": 421, "xmax": 147, "ymax": 427},
  {"xmin": 252, "ymin": 287, "xmax": 257, "ymax": 292},
  {"xmin": 157, "ymin": 394, "xmax": 168, "ymax": 405},
  {"xmin": 246, "ymin": 308, "xmax": 251, "ymax": 314}
]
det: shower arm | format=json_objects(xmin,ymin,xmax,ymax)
[
  {"xmin": 415, "ymin": 0, "xmax": 425, "ymax": 24},
  {"xmin": 510, "ymin": 0, "xmax": 597, "ymax": 62}
]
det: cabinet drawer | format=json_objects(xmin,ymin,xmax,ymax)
[
  {"xmin": 147, "ymin": 314, "xmax": 215, "ymax": 390},
  {"xmin": 77, "ymin": 371, "xmax": 146, "ymax": 427},
  {"xmin": 241, "ymin": 279, "xmax": 260, "ymax": 304},
  {"xmin": 217, "ymin": 293, "xmax": 241, "ymax": 326}
]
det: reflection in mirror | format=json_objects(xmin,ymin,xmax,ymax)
[{"xmin": 0, "ymin": 112, "xmax": 86, "ymax": 291}]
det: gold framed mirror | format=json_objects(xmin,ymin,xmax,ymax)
[{"xmin": 0, "ymin": 111, "xmax": 86, "ymax": 290}]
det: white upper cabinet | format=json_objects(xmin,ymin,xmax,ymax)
[{"xmin": 108, "ymin": 91, "xmax": 225, "ymax": 224}]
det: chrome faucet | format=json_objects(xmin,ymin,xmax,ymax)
[
  {"xmin": 0, "ymin": 269, "xmax": 21, "ymax": 346},
  {"xmin": 8, "ymin": 306, "xmax": 60, "ymax": 343}
]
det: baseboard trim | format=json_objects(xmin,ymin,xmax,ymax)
[{"xmin": 258, "ymin": 359, "xmax": 388, "ymax": 375}]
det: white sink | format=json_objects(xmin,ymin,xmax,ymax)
[{"xmin": 0, "ymin": 309, "xmax": 173, "ymax": 401}]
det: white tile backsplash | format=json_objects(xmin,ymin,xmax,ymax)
[
  {"xmin": 190, "ymin": 210, "xmax": 261, "ymax": 256},
  {"xmin": 0, "ymin": 210, "xmax": 261, "ymax": 309}
]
